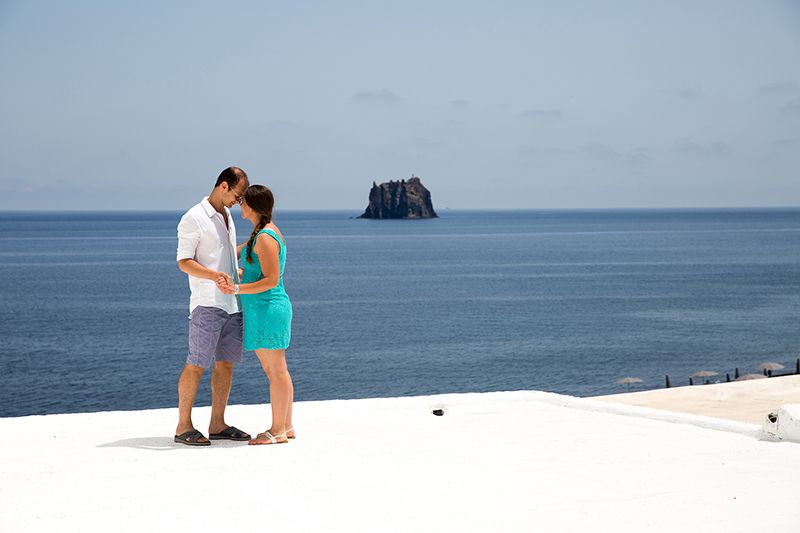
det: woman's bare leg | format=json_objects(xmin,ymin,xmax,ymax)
[
  {"xmin": 251, "ymin": 348, "xmax": 292, "ymax": 444},
  {"xmin": 285, "ymin": 377, "xmax": 295, "ymax": 438}
]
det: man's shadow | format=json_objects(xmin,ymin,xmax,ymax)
[{"xmin": 97, "ymin": 437, "xmax": 248, "ymax": 451}]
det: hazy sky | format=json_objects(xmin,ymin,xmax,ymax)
[{"xmin": 1, "ymin": 1, "xmax": 798, "ymax": 210}]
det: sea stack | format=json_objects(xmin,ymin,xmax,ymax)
[{"xmin": 358, "ymin": 175, "xmax": 438, "ymax": 219}]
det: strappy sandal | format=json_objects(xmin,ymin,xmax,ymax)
[
  {"xmin": 249, "ymin": 430, "xmax": 288, "ymax": 445},
  {"xmin": 174, "ymin": 429, "xmax": 211, "ymax": 447},
  {"xmin": 209, "ymin": 426, "xmax": 251, "ymax": 441},
  {"xmin": 286, "ymin": 426, "xmax": 296, "ymax": 439}
]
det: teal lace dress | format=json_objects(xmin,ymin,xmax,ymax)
[{"xmin": 240, "ymin": 228, "xmax": 292, "ymax": 350}]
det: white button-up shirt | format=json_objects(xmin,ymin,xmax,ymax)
[{"xmin": 177, "ymin": 197, "xmax": 241, "ymax": 314}]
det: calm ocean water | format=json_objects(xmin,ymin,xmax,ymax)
[{"xmin": 1, "ymin": 208, "xmax": 799, "ymax": 417}]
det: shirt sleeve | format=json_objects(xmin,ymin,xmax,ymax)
[{"xmin": 176, "ymin": 213, "xmax": 201, "ymax": 261}]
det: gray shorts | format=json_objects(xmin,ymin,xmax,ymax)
[{"xmin": 186, "ymin": 306, "xmax": 244, "ymax": 368}]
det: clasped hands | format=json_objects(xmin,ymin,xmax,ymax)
[{"xmin": 215, "ymin": 272, "xmax": 235, "ymax": 294}]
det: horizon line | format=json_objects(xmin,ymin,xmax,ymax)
[{"xmin": 1, "ymin": 205, "xmax": 800, "ymax": 214}]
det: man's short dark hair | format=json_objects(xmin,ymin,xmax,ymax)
[{"xmin": 215, "ymin": 167, "xmax": 248, "ymax": 189}]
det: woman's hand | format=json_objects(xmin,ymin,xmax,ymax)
[{"xmin": 216, "ymin": 272, "xmax": 235, "ymax": 294}]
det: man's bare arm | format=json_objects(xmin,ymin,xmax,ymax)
[{"xmin": 178, "ymin": 258, "xmax": 222, "ymax": 281}]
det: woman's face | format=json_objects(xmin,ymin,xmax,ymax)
[{"xmin": 240, "ymin": 200, "xmax": 252, "ymax": 220}]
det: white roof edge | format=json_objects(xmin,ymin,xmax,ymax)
[{"xmin": 525, "ymin": 390, "xmax": 763, "ymax": 438}]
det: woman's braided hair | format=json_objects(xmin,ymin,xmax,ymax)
[{"xmin": 243, "ymin": 185, "xmax": 275, "ymax": 264}]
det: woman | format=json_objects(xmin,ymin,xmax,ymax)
[{"xmin": 216, "ymin": 184, "xmax": 294, "ymax": 445}]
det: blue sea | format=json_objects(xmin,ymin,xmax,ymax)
[{"xmin": 1, "ymin": 209, "xmax": 799, "ymax": 418}]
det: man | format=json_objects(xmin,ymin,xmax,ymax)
[{"xmin": 174, "ymin": 166, "xmax": 251, "ymax": 446}]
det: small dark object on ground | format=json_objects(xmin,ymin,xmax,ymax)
[{"xmin": 432, "ymin": 408, "xmax": 445, "ymax": 416}]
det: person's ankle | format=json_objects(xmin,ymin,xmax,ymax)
[{"xmin": 176, "ymin": 424, "xmax": 195, "ymax": 434}]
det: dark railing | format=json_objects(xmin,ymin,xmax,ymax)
[{"xmin": 664, "ymin": 358, "xmax": 800, "ymax": 388}]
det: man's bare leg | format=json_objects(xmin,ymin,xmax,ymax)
[
  {"xmin": 209, "ymin": 360, "xmax": 233, "ymax": 434},
  {"xmin": 176, "ymin": 364, "xmax": 205, "ymax": 439}
]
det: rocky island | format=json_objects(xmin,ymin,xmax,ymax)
[{"xmin": 358, "ymin": 175, "xmax": 438, "ymax": 219}]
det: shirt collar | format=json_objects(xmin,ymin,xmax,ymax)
[{"xmin": 201, "ymin": 196, "xmax": 229, "ymax": 219}]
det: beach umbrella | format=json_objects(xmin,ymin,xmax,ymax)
[
  {"xmin": 757, "ymin": 362, "xmax": 784, "ymax": 372},
  {"xmin": 735, "ymin": 373, "xmax": 767, "ymax": 381},
  {"xmin": 616, "ymin": 377, "xmax": 643, "ymax": 392},
  {"xmin": 691, "ymin": 370, "xmax": 718, "ymax": 378}
]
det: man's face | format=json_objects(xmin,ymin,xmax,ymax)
[{"xmin": 224, "ymin": 181, "xmax": 248, "ymax": 208}]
